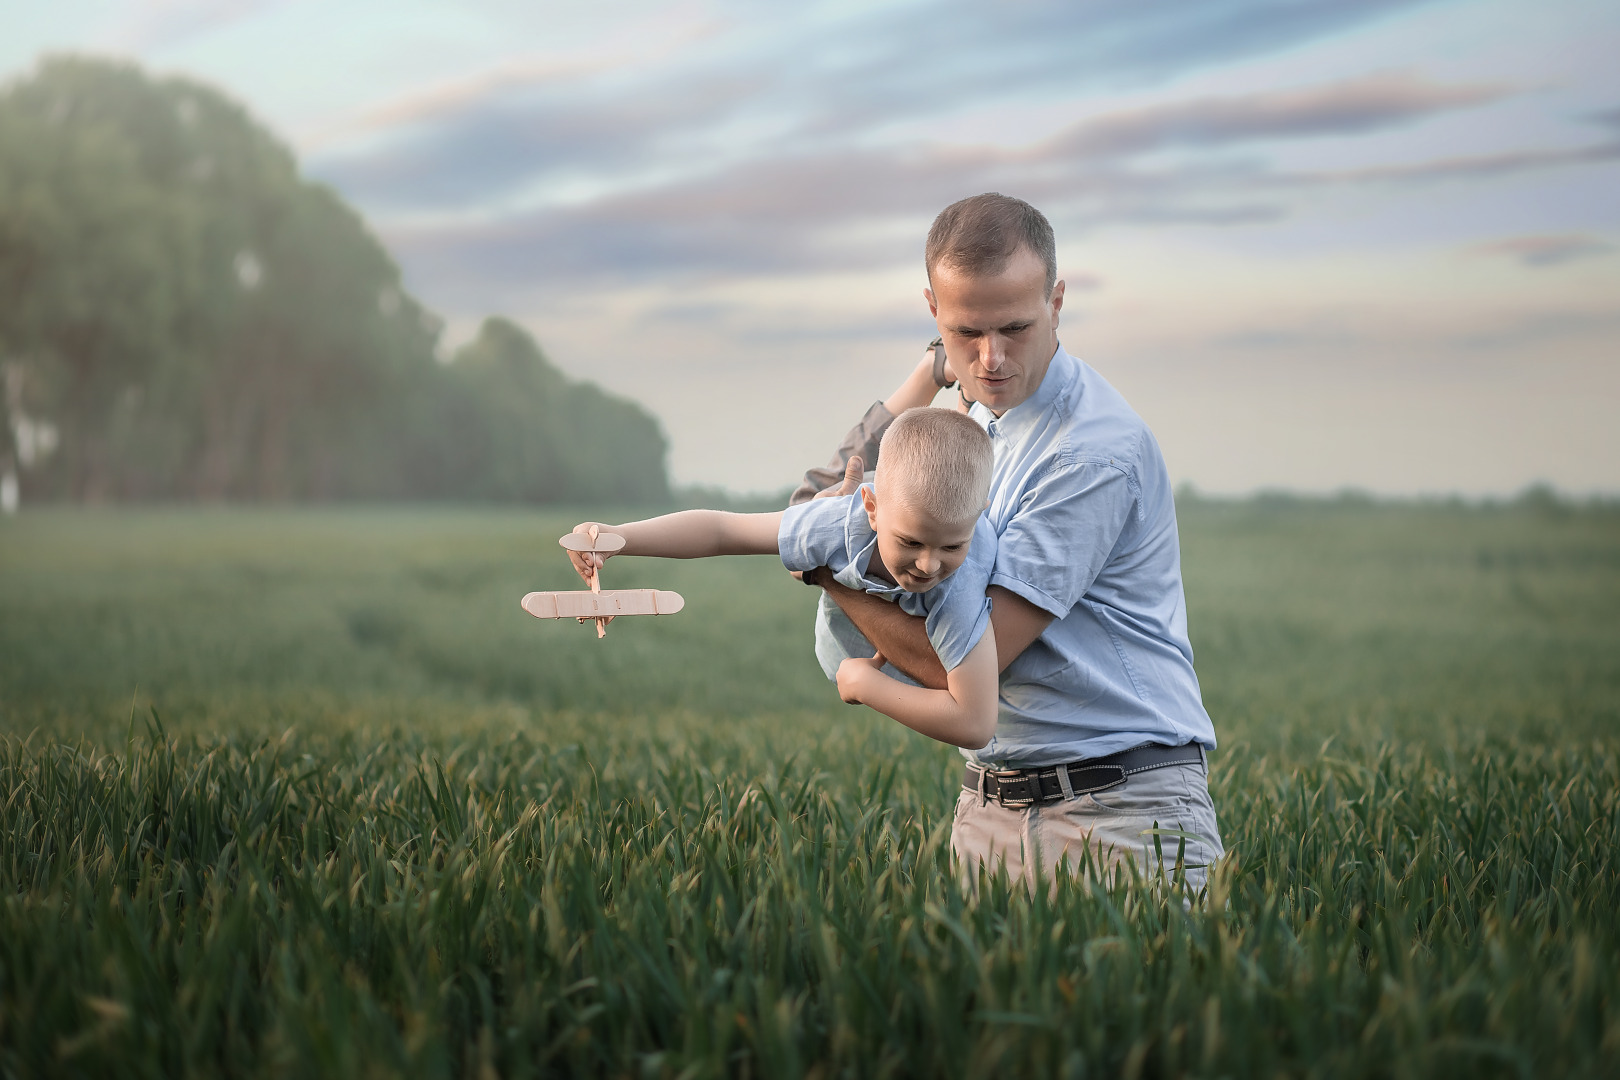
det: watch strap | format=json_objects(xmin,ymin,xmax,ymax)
[{"xmin": 930, "ymin": 337, "xmax": 956, "ymax": 389}]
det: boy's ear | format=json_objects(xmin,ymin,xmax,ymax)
[{"xmin": 860, "ymin": 484, "xmax": 879, "ymax": 526}]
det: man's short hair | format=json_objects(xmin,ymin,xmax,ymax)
[
  {"xmin": 875, "ymin": 408, "xmax": 993, "ymax": 525},
  {"xmin": 926, "ymin": 193, "xmax": 1057, "ymax": 296}
]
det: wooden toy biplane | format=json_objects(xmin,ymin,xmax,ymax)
[{"xmin": 520, "ymin": 525, "xmax": 684, "ymax": 638}]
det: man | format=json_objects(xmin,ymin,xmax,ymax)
[{"xmin": 797, "ymin": 193, "xmax": 1222, "ymax": 890}]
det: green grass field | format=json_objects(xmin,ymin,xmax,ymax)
[{"xmin": 2, "ymin": 502, "xmax": 1617, "ymax": 1078}]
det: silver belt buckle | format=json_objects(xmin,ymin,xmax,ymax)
[{"xmin": 988, "ymin": 767, "xmax": 1035, "ymax": 808}]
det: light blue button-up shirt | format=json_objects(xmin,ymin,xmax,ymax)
[
  {"xmin": 813, "ymin": 345, "xmax": 1215, "ymax": 767},
  {"xmin": 780, "ymin": 487, "xmax": 995, "ymax": 672}
]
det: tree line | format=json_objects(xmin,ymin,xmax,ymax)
[{"xmin": 0, "ymin": 57, "xmax": 669, "ymax": 504}]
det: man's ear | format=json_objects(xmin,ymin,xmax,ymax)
[
  {"xmin": 924, "ymin": 286, "xmax": 938, "ymax": 319},
  {"xmin": 1049, "ymin": 278, "xmax": 1065, "ymax": 325},
  {"xmin": 860, "ymin": 484, "xmax": 879, "ymax": 528}
]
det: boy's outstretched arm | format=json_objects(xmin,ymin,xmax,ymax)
[
  {"xmin": 834, "ymin": 630, "xmax": 998, "ymax": 750},
  {"xmin": 565, "ymin": 510, "xmax": 784, "ymax": 583}
]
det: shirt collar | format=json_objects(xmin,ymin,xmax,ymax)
[{"xmin": 970, "ymin": 342, "xmax": 1079, "ymax": 444}]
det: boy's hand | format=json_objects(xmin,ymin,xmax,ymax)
[
  {"xmin": 563, "ymin": 522, "xmax": 620, "ymax": 584},
  {"xmin": 836, "ymin": 650, "xmax": 888, "ymax": 704}
]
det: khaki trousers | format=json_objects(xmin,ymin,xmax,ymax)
[{"xmin": 950, "ymin": 756, "xmax": 1224, "ymax": 893}]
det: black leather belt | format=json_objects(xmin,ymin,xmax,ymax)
[{"xmin": 962, "ymin": 743, "xmax": 1204, "ymax": 808}]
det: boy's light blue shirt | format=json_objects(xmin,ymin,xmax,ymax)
[{"xmin": 779, "ymin": 486, "xmax": 995, "ymax": 672}]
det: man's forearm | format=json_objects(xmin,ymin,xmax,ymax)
[
  {"xmin": 787, "ymin": 403, "xmax": 892, "ymax": 506},
  {"xmin": 787, "ymin": 349, "xmax": 949, "ymax": 506},
  {"xmin": 821, "ymin": 579, "xmax": 948, "ymax": 690}
]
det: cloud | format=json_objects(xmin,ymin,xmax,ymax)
[
  {"xmin": 296, "ymin": 14, "xmax": 730, "ymax": 154},
  {"xmin": 317, "ymin": 71, "xmax": 769, "ymax": 209},
  {"xmin": 1041, "ymin": 71, "xmax": 1505, "ymax": 158},
  {"xmin": 1591, "ymin": 105, "xmax": 1620, "ymax": 135},
  {"xmin": 734, "ymin": 313, "xmax": 935, "ymax": 345},
  {"xmin": 1473, "ymin": 234, "xmax": 1616, "ymax": 267},
  {"xmin": 106, "ymin": 0, "xmax": 290, "ymax": 52},
  {"xmin": 298, "ymin": 55, "xmax": 634, "ymax": 153},
  {"xmin": 1451, "ymin": 308, "xmax": 1620, "ymax": 350},
  {"xmin": 1213, "ymin": 326, "xmax": 1368, "ymax": 352},
  {"xmin": 311, "ymin": 0, "xmax": 1441, "ymax": 212},
  {"xmin": 379, "ymin": 72, "xmax": 1516, "ymax": 301},
  {"xmin": 1282, "ymin": 139, "xmax": 1620, "ymax": 187}
]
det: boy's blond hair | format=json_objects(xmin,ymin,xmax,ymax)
[{"xmin": 874, "ymin": 408, "xmax": 993, "ymax": 524}]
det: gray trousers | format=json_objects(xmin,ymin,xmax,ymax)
[{"xmin": 951, "ymin": 757, "xmax": 1224, "ymax": 893}]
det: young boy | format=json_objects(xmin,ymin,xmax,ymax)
[{"xmin": 562, "ymin": 407, "xmax": 999, "ymax": 750}]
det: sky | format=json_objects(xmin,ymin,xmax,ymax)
[{"xmin": 4, "ymin": 0, "xmax": 1618, "ymax": 495}]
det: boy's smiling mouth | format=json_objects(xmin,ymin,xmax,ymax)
[{"xmin": 900, "ymin": 567, "xmax": 940, "ymax": 590}]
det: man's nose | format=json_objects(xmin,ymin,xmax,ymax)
[{"xmin": 979, "ymin": 336, "xmax": 1006, "ymax": 372}]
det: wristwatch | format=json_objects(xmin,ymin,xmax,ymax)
[
  {"xmin": 932, "ymin": 336, "xmax": 976, "ymax": 408},
  {"xmin": 930, "ymin": 337, "xmax": 956, "ymax": 389}
]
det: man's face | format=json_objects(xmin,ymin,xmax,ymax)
[
  {"xmin": 926, "ymin": 246, "xmax": 1064, "ymax": 416},
  {"xmin": 861, "ymin": 485, "xmax": 977, "ymax": 593}
]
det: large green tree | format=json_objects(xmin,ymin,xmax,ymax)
[
  {"xmin": 450, "ymin": 318, "xmax": 670, "ymax": 504},
  {"xmin": 0, "ymin": 59, "xmax": 194, "ymax": 498},
  {"xmin": 0, "ymin": 57, "xmax": 668, "ymax": 504}
]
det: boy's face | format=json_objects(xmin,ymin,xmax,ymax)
[{"xmin": 861, "ymin": 486, "xmax": 977, "ymax": 593}]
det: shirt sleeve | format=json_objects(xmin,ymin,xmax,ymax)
[
  {"xmin": 778, "ymin": 494, "xmax": 860, "ymax": 574},
  {"xmin": 787, "ymin": 401, "xmax": 894, "ymax": 506},
  {"xmin": 990, "ymin": 460, "xmax": 1136, "ymax": 618},
  {"xmin": 923, "ymin": 517, "xmax": 997, "ymax": 671}
]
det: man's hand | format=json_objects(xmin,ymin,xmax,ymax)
[
  {"xmin": 789, "ymin": 455, "xmax": 865, "ymax": 585},
  {"xmin": 836, "ymin": 650, "xmax": 888, "ymax": 704},
  {"xmin": 814, "ymin": 454, "xmax": 864, "ymax": 500}
]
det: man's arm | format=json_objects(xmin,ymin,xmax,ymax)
[
  {"xmin": 818, "ymin": 578, "xmax": 1055, "ymax": 690},
  {"xmin": 787, "ymin": 347, "xmax": 950, "ymax": 505},
  {"xmin": 819, "ymin": 578, "xmax": 946, "ymax": 687},
  {"xmin": 986, "ymin": 585, "xmax": 1055, "ymax": 673}
]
